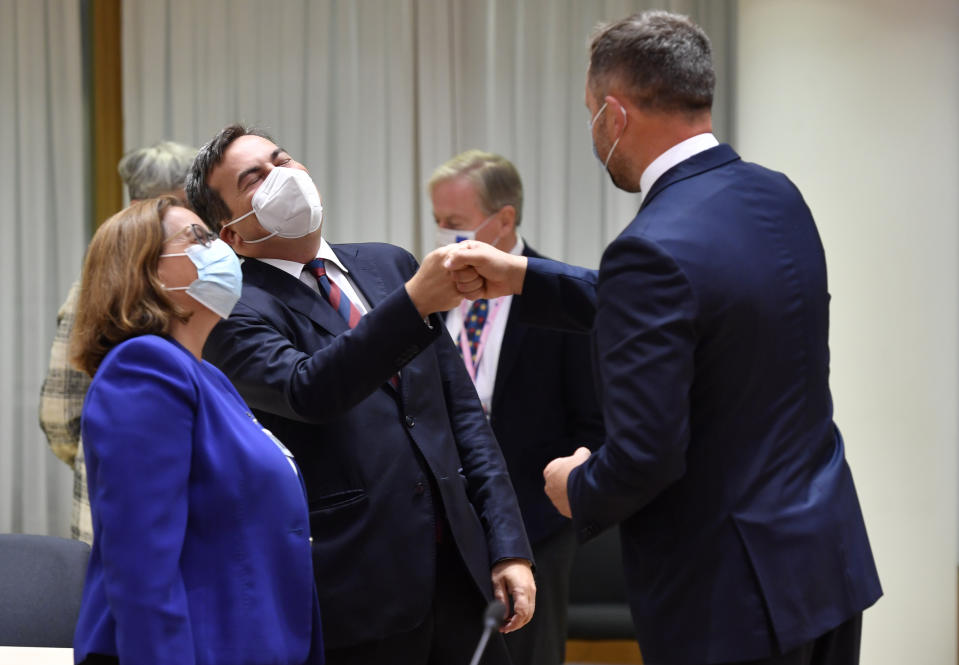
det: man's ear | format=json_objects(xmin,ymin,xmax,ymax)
[
  {"xmin": 219, "ymin": 225, "xmax": 243, "ymax": 253},
  {"xmin": 498, "ymin": 205, "xmax": 517, "ymax": 231},
  {"xmin": 604, "ymin": 95, "xmax": 628, "ymax": 134}
]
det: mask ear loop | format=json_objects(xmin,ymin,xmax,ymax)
[
  {"xmin": 221, "ymin": 210, "xmax": 278, "ymax": 245},
  {"xmin": 604, "ymin": 105, "xmax": 628, "ymax": 170}
]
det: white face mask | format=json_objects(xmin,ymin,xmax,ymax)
[
  {"xmin": 434, "ymin": 212, "xmax": 498, "ymax": 249},
  {"xmin": 223, "ymin": 167, "xmax": 323, "ymax": 244},
  {"xmin": 162, "ymin": 239, "xmax": 243, "ymax": 319}
]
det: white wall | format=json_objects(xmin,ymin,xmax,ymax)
[{"xmin": 737, "ymin": 1, "xmax": 959, "ymax": 663}]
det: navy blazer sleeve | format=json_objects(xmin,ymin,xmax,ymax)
[
  {"xmin": 82, "ymin": 341, "xmax": 197, "ymax": 663},
  {"xmin": 522, "ymin": 240, "xmax": 696, "ymax": 539},
  {"xmin": 434, "ymin": 326, "xmax": 532, "ymax": 563},
  {"xmin": 205, "ymin": 257, "xmax": 441, "ymax": 423}
]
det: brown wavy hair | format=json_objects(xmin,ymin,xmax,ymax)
[{"xmin": 70, "ymin": 196, "xmax": 190, "ymax": 377}]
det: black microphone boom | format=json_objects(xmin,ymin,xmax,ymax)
[
  {"xmin": 483, "ymin": 599, "xmax": 507, "ymax": 628},
  {"xmin": 469, "ymin": 599, "xmax": 507, "ymax": 665}
]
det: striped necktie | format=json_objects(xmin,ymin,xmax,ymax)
[
  {"xmin": 306, "ymin": 258, "xmax": 398, "ymax": 390},
  {"xmin": 305, "ymin": 258, "xmax": 362, "ymax": 328}
]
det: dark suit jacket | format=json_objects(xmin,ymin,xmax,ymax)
[
  {"xmin": 203, "ymin": 243, "xmax": 532, "ymax": 650},
  {"xmin": 484, "ymin": 244, "xmax": 604, "ymax": 545},
  {"xmin": 519, "ymin": 145, "xmax": 882, "ymax": 664}
]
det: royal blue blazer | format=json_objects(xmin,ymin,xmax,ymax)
[
  {"xmin": 519, "ymin": 145, "xmax": 881, "ymax": 664},
  {"xmin": 73, "ymin": 335, "xmax": 323, "ymax": 665}
]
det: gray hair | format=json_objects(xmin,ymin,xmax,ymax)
[
  {"xmin": 428, "ymin": 150, "xmax": 523, "ymax": 226},
  {"xmin": 186, "ymin": 124, "xmax": 273, "ymax": 232},
  {"xmin": 588, "ymin": 10, "xmax": 714, "ymax": 115},
  {"xmin": 117, "ymin": 141, "xmax": 197, "ymax": 200}
]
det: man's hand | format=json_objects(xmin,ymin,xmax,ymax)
[
  {"xmin": 543, "ymin": 446, "xmax": 591, "ymax": 518},
  {"xmin": 404, "ymin": 246, "xmax": 475, "ymax": 317},
  {"xmin": 443, "ymin": 240, "xmax": 528, "ymax": 300},
  {"xmin": 490, "ymin": 559, "xmax": 536, "ymax": 633}
]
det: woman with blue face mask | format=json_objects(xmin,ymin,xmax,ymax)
[{"xmin": 69, "ymin": 197, "xmax": 324, "ymax": 665}]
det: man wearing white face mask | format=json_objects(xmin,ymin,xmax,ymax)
[
  {"xmin": 430, "ymin": 150, "xmax": 605, "ymax": 665},
  {"xmin": 188, "ymin": 124, "xmax": 535, "ymax": 665}
]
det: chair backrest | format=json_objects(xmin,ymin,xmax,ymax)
[
  {"xmin": 566, "ymin": 526, "xmax": 635, "ymax": 640},
  {"xmin": 0, "ymin": 534, "xmax": 90, "ymax": 647}
]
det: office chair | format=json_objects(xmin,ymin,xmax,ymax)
[{"xmin": 0, "ymin": 533, "xmax": 90, "ymax": 647}]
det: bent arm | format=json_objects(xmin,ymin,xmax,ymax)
[
  {"xmin": 517, "ymin": 257, "xmax": 599, "ymax": 333},
  {"xmin": 567, "ymin": 236, "xmax": 697, "ymax": 540},
  {"xmin": 205, "ymin": 261, "xmax": 442, "ymax": 424}
]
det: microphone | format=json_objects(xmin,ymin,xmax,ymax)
[{"xmin": 468, "ymin": 599, "xmax": 506, "ymax": 665}]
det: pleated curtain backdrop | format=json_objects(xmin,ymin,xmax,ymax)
[
  {"xmin": 0, "ymin": 0, "xmax": 87, "ymax": 536},
  {"xmin": 122, "ymin": 0, "xmax": 735, "ymax": 267},
  {"xmin": 3, "ymin": 0, "xmax": 734, "ymax": 535}
]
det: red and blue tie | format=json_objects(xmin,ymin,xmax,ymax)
[
  {"xmin": 306, "ymin": 258, "xmax": 398, "ymax": 389},
  {"xmin": 306, "ymin": 258, "xmax": 362, "ymax": 328}
]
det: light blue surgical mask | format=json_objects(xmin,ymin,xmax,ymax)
[
  {"xmin": 434, "ymin": 212, "xmax": 499, "ymax": 249},
  {"xmin": 161, "ymin": 239, "xmax": 243, "ymax": 318}
]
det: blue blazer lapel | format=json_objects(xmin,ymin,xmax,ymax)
[
  {"xmin": 330, "ymin": 244, "xmax": 403, "ymax": 397},
  {"xmin": 640, "ymin": 143, "xmax": 741, "ymax": 212},
  {"xmin": 242, "ymin": 258, "xmax": 349, "ymax": 335},
  {"xmin": 332, "ymin": 244, "xmax": 390, "ymax": 309}
]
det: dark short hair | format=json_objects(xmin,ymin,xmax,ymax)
[
  {"xmin": 588, "ymin": 10, "xmax": 714, "ymax": 115},
  {"xmin": 186, "ymin": 124, "xmax": 272, "ymax": 232}
]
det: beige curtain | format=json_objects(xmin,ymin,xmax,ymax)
[
  {"xmin": 0, "ymin": 0, "xmax": 87, "ymax": 535},
  {"xmin": 122, "ymin": 0, "xmax": 734, "ymax": 267}
]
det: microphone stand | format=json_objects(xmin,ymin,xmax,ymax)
[{"xmin": 468, "ymin": 599, "xmax": 506, "ymax": 665}]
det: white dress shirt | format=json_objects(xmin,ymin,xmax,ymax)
[
  {"xmin": 639, "ymin": 132, "xmax": 720, "ymax": 204},
  {"xmin": 259, "ymin": 237, "xmax": 372, "ymax": 314},
  {"xmin": 444, "ymin": 236, "xmax": 525, "ymax": 415}
]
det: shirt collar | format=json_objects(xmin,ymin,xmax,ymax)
[
  {"xmin": 256, "ymin": 237, "xmax": 350, "ymax": 281},
  {"xmin": 639, "ymin": 133, "xmax": 720, "ymax": 203}
]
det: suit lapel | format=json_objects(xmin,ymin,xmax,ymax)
[
  {"xmin": 490, "ymin": 245, "xmax": 536, "ymax": 410},
  {"xmin": 242, "ymin": 258, "xmax": 349, "ymax": 335},
  {"xmin": 331, "ymin": 244, "xmax": 404, "ymax": 398},
  {"xmin": 640, "ymin": 143, "xmax": 740, "ymax": 212},
  {"xmin": 333, "ymin": 244, "xmax": 390, "ymax": 309}
]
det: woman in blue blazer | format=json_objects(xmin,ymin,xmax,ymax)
[{"xmin": 69, "ymin": 196, "xmax": 323, "ymax": 665}]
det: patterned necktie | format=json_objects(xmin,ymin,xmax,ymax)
[
  {"xmin": 305, "ymin": 258, "xmax": 362, "ymax": 328},
  {"xmin": 462, "ymin": 299, "xmax": 489, "ymax": 364},
  {"xmin": 305, "ymin": 258, "xmax": 398, "ymax": 390}
]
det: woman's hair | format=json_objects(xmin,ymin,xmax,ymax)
[{"xmin": 70, "ymin": 196, "xmax": 190, "ymax": 376}]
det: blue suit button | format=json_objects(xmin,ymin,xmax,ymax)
[
  {"xmin": 414, "ymin": 481, "xmax": 426, "ymax": 495},
  {"xmin": 405, "ymin": 415, "xmax": 415, "ymax": 428}
]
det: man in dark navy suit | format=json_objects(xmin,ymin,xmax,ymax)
[
  {"xmin": 186, "ymin": 125, "xmax": 534, "ymax": 665},
  {"xmin": 446, "ymin": 10, "xmax": 881, "ymax": 665},
  {"xmin": 429, "ymin": 150, "xmax": 605, "ymax": 665}
]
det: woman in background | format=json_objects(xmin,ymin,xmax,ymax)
[{"xmin": 70, "ymin": 196, "xmax": 323, "ymax": 665}]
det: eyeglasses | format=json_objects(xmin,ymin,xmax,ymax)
[{"xmin": 169, "ymin": 223, "xmax": 218, "ymax": 248}]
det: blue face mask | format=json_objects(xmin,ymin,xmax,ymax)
[{"xmin": 161, "ymin": 239, "xmax": 243, "ymax": 318}]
